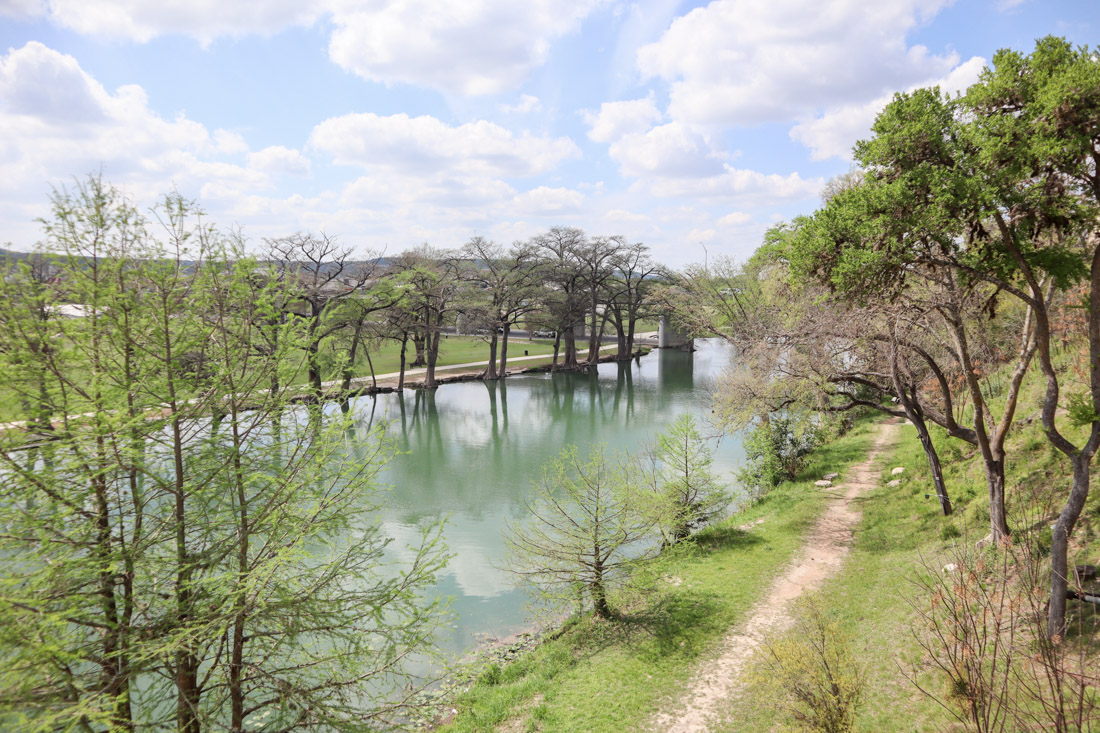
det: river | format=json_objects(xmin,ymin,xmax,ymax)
[{"xmin": 347, "ymin": 338, "xmax": 744, "ymax": 659}]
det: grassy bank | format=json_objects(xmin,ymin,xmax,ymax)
[
  {"xmin": 440, "ymin": 419, "xmax": 877, "ymax": 733},
  {"xmin": 717, "ymin": 398, "xmax": 1100, "ymax": 730}
]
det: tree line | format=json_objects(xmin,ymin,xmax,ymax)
[{"xmin": 256, "ymin": 225, "xmax": 667, "ymax": 400}]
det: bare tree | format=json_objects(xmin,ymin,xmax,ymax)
[
  {"xmin": 577, "ymin": 235, "xmax": 625, "ymax": 365},
  {"xmin": 389, "ymin": 246, "xmax": 460, "ymax": 389},
  {"xmin": 264, "ymin": 232, "xmax": 382, "ymax": 399},
  {"xmin": 530, "ymin": 227, "xmax": 588, "ymax": 370},
  {"xmin": 458, "ymin": 237, "xmax": 541, "ymax": 379},
  {"xmin": 604, "ymin": 242, "xmax": 664, "ymax": 361}
]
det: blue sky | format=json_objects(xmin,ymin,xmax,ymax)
[{"xmin": 0, "ymin": 0, "xmax": 1094, "ymax": 266}]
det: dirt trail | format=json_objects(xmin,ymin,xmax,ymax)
[{"xmin": 648, "ymin": 420, "xmax": 900, "ymax": 733}]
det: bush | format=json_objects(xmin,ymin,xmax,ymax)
[
  {"xmin": 739, "ymin": 415, "xmax": 821, "ymax": 498},
  {"xmin": 752, "ymin": 596, "xmax": 865, "ymax": 732}
]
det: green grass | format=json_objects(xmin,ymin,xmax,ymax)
[
  {"xmin": 306, "ymin": 335, "xmax": 561, "ymax": 385},
  {"xmin": 440, "ymin": 419, "xmax": 877, "ymax": 733},
  {"xmin": 716, "ymin": 406, "xmax": 1100, "ymax": 731}
]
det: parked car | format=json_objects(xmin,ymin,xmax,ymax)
[{"xmin": 532, "ymin": 329, "xmax": 556, "ymax": 338}]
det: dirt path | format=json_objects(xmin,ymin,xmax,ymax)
[{"xmin": 648, "ymin": 420, "xmax": 900, "ymax": 733}]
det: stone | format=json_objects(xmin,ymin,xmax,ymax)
[
  {"xmin": 891, "ymin": 466, "xmax": 906, "ymax": 475},
  {"xmin": 887, "ymin": 479, "xmax": 902, "ymax": 487},
  {"xmin": 814, "ymin": 480, "xmax": 833, "ymax": 488},
  {"xmin": 823, "ymin": 472, "xmax": 839, "ymax": 480},
  {"xmin": 942, "ymin": 563, "xmax": 957, "ymax": 574}
]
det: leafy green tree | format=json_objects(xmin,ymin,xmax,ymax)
[
  {"xmin": 789, "ymin": 36, "xmax": 1100, "ymax": 633},
  {"xmin": 503, "ymin": 445, "xmax": 656, "ymax": 619},
  {"xmin": 651, "ymin": 415, "xmax": 730, "ymax": 544},
  {"xmin": 0, "ymin": 177, "xmax": 448, "ymax": 730}
]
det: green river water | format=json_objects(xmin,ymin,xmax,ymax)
[{"xmin": 347, "ymin": 338, "xmax": 744, "ymax": 659}]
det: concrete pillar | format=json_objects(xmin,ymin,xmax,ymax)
[{"xmin": 658, "ymin": 314, "xmax": 694, "ymax": 351}]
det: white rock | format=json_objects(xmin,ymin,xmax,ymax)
[
  {"xmin": 814, "ymin": 480, "xmax": 833, "ymax": 488},
  {"xmin": 942, "ymin": 563, "xmax": 957, "ymax": 574},
  {"xmin": 891, "ymin": 467, "xmax": 906, "ymax": 475},
  {"xmin": 887, "ymin": 479, "xmax": 902, "ymax": 487},
  {"xmin": 823, "ymin": 472, "xmax": 839, "ymax": 480}
]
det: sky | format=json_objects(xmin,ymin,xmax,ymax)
[{"xmin": 0, "ymin": 0, "xmax": 1095, "ymax": 267}]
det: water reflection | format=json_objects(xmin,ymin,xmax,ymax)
[{"xmin": 354, "ymin": 339, "xmax": 742, "ymax": 655}]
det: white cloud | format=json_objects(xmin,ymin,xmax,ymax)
[
  {"xmin": 248, "ymin": 145, "xmax": 311, "ymax": 176},
  {"xmin": 308, "ymin": 112, "xmax": 580, "ymax": 178},
  {"xmin": 39, "ymin": 0, "xmax": 319, "ymax": 44},
  {"xmin": 15, "ymin": 1, "xmax": 600, "ymax": 95},
  {"xmin": 500, "ymin": 94, "xmax": 541, "ymax": 114},
  {"xmin": 0, "ymin": 0, "xmax": 49, "ymax": 18},
  {"xmin": 512, "ymin": 186, "xmax": 585, "ymax": 215},
  {"xmin": 717, "ymin": 211, "xmax": 752, "ymax": 227},
  {"xmin": 213, "ymin": 129, "xmax": 249, "ymax": 155},
  {"xmin": 0, "ymin": 42, "xmax": 268, "ymax": 203},
  {"xmin": 789, "ymin": 55, "xmax": 986, "ymax": 160},
  {"xmin": 608, "ymin": 121, "xmax": 725, "ymax": 178},
  {"xmin": 638, "ymin": 0, "xmax": 957, "ymax": 126},
  {"xmin": 639, "ymin": 165, "xmax": 822, "ymax": 205},
  {"xmin": 327, "ymin": 0, "xmax": 600, "ymax": 96},
  {"xmin": 583, "ymin": 93, "xmax": 662, "ymax": 142}
]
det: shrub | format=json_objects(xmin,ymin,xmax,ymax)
[
  {"xmin": 739, "ymin": 415, "xmax": 821, "ymax": 498},
  {"xmin": 752, "ymin": 596, "xmax": 865, "ymax": 732}
]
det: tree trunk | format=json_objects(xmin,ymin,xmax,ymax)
[
  {"xmin": 946, "ymin": 311, "xmax": 1009, "ymax": 541},
  {"xmin": 1049, "ymin": 456, "xmax": 1090, "ymax": 636},
  {"xmin": 365, "ymin": 348, "xmax": 377, "ymax": 392},
  {"xmin": 909, "ymin": 408, "xmax": 953, "ymax": 516},
  {"xmin": 551, "ymin": 332, "xmax": 561, "ymax": 370},
  {"xmin": 889, "ymin": 343, "xmax": 953, "ymax": 516},
  {"xmin": 483, "ymin": 333, "xmax": 499, "ymax": 380},
  {"xmin": 589, "ymin": 312, "xmax": 609, "ymax": 365},
  {"xmin": 411, "ymin": 331, "xmax": 426, "ymax": 368},
  {"xmin": 613, "ymin": 312, "xmax": 628, "ymax": 361},
  {"xmin": 983, "ymin": 454, "xmax": 1010, "ymax": 542},
  {"xmin": 425, "ymin": 324, "xmax": 441, "ymax": 388},
  {"xmin": 588, "ymin": 292, "xmax": 600, "ymax": 363},
  {"xmin": 625, "ymin": 316, "xmax": 638, "ymax": 358},
  {"xmin": 229, "ymin": 413, "xmax": 248, "ymax": 733},
  {"xmin": 591, "ymin": 565, "xmax": 611, "ymax": 619},
  {"xmin": 307, "ymin": 339, "xmax": 323, "ymax": 399},
  {"xmin": 498, "ymin": 325, "xmax": 510, "ymax": 375},
  {"xmin": 340, "ymin": 327, "xmax": 362, "ymax": 393},
  {"xmin": 563, "ymin": 326, "xmax": 579, "ymax": 369},
  {"xmin": 398, "ymin": 336, "xmax": 407, "ymax": 391}
]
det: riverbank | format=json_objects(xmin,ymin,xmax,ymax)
[
  {"xmin": 435, "ymin": 417, "xmax": 880, "ymax": 732},
  {"xmin": 316, "ymin": 340, "xmax": 654, "ymax": 400},
  {"xmin": 0, "ymin": 340, "xmax": 655, "ymax": 439}
]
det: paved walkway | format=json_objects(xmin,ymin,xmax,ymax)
[{"xmin": 328, "ymin": 333, "xmax": 658, "ymax": 389}]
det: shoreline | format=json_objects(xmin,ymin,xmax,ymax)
[{"xmin": 0, "ymin": 342, "xmax": 658, "ymax": 448}]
